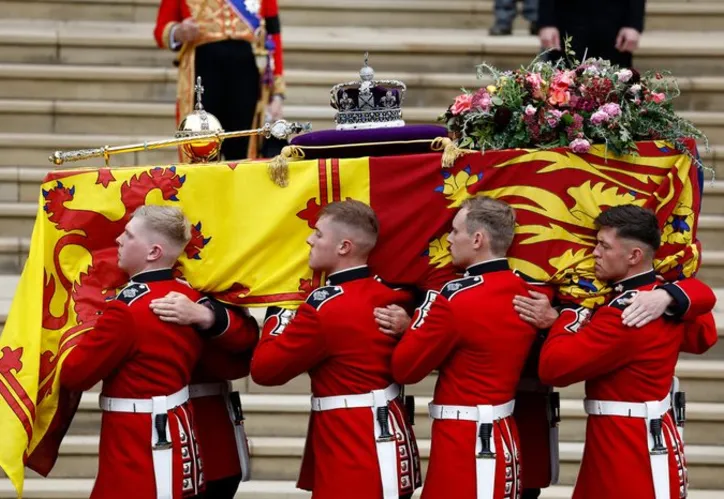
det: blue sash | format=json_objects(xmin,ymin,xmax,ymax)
[{"xmin": 226, "ymin": 0, "xmax": 260, "ymax": 31}]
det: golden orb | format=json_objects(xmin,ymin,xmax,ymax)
[{"xmin": 175, "ymin": 109, "xmax": 224, "ymax": 163}]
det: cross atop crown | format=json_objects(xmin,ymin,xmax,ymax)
[{"xmin": 194, "ymin": 77, "xmax": 205, "ymax": 111}]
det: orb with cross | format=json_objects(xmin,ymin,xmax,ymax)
[{"xmin": 175, "ymin": 77, "xmax": 224, "ymax": 163}]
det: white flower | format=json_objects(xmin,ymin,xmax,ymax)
[{"xmin": 629, "ymin": 84, "xmax": 642, "ymax": 95}]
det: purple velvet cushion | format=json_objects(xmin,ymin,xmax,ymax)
[{"xmin": 289, "ymin": 125, "xmax": 448, "ymax": 159}]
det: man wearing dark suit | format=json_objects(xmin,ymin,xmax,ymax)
[{"xmin": 538, "ymin": 0, "xmax": 645, "ymax": 68}]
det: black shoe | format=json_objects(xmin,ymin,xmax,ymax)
[
  {"xmin": 489, "ymin": 25, "xmax": 512, "ymax": 36},
  {"xmin": 529, "ymin": 22, "xmax": 539, "ymax": 35}
]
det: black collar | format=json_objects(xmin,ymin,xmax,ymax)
[
  {"xmin": 326, "ymin": 265, "xmax": 371, "ymax": 286},
  {"xmin": 464, "ymin": 258, "xmax": 509, "ymax": 277},
  {"xmin": 131, "ymin": 268, "xmax": 174, "ymax": 283},
  {"xmin": 612, "ymin": 270, "xmax": 657, "ymax": 293}
]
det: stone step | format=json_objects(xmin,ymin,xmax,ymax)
[
  {"xmin": 697, "ymin": 214, "xmax": 724, "ymax": 249},
  {"xmin": 4, "ymin": 434, "xmax": 723, "ymax": 488},
  {"xmin": 3, "ymin": 0, "xmax": 723, "ymax": 30},
  {"xmin": 699, "ymin": 251, "xmax": 724, "ymax": 287},
  {"xmin": 3, "ymin": 64, "xmax": 724, "ymax": 114},
  {"xmin": 0, "ymin": 479, "xmax": 720, "ymax": 499},
  {"xmin": 2, "ymin": 21, "xmax": 724, "ymax": 75},
  {"xmin": 0, "ymin": 99, "xmax": 436, "ymax": 136},
  {"xmin": 1, "ymin": 99, "xmax": 723, "ymax": 145},
  {"xmin": 66, "ymin": 391, "xmax": 724, "ymax": 446}
]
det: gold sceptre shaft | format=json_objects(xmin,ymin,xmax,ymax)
[{"xmin": 48, "ymin": 120, "xmax": 312, "ymax": 166}]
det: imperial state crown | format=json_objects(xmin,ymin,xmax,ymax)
[{"xmin": 329, "ymin": 53, "xmax": 406, "ymax": 130}]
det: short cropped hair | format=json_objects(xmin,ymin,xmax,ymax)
[
  {"xmin": 595, "ymin": 205, "xmax": 661, "ymax": 254},
  {"xmin": 319, "ymin": 200, "xmax": 379, "ymax": 254},
  {"xmin": 132, "ymin": 205, "xmax": 192, "ymax": 249},
  {"xmin": 460, "ymin": 196, "xmax": 516, "ymax": 256}
]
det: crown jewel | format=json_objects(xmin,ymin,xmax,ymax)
[{"xmin": 329, "ymin": 53, "xmax": 406, "ymax": 130}]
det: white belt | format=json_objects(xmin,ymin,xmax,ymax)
[
  {"xmin": 584, "ymin": 394, "xmax": 670, "ymax": 419},
  {"xmin": 428, "ymin": 400, "xmax": 515, "ymax": 422},
  {"xmin": 99, "ymin": 386, "xmax": 189, "ymax": 413},
  {"xmin": 188, "ymin": 382, "xmax": 252, "ymax": 482},
  {"xmin": 310, "ymin": 384, "xmax": 401, "ymax": 499},
  {"xmin": 430, "ymin": 400, "xmax": 515, "ymax": 499},
  {"xmin": 100, "ymin": 386, "xmax": 190, "ymax": 499},
  {"xmin": 585, "ymin": 395, "xmax": 671, "ymax": 499},
  {"xmin": 310, "ymin": 383, "xmax": 400, "ymax": 411}
]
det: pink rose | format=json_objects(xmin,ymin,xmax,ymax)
[
  {"xmin": 548, "ymin": 87, "xmax": 571, "ymax": 106},
  {"xmin": 616, "ymin": 69, "xmax": 633, "ymax": 83},
  {"xmin": 525, "ymin": 104, "xmax": 537, "ymax": 117},
  {"xmin": 651, "ymin": 92, "xmax": 666, "ymax": 104},
  {"xmin": 451, "ymin": 94, "xmax": 473, "ymax": 115},
  {"xmin": 570, "ymin": 138, "xmax": 591, "ymax": 153},
  {"xmin": 601, "ymin": 103, "xmax": 622, "ymax": 117},
  {"xmin": 552, "ymin": 70, "xmax": 575, "ymax": 89},
  {"xmin": 471, "ymin": 89, "xmax": 492, "ymax": 111},
  {"xmin": 591, "ymin": 110, "xmax": 609, "ymax": 125},
  {"xmin": 545, "ymin": 109, "xmax": 563, "ymax": 127}
]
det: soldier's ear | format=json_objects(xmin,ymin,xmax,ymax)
[
  {"xmin": 472, "ymin": 230, "xmax": 487, "ymax": 250},
  {"xmin": 338, "ymin": 239, "xmax": 353, "ymax": 256},
  {"xmin": 147, "ymin": 243, "xmax": 164, "ymax": 262}
]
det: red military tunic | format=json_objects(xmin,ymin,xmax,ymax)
[
  {"xmin": 392, "ymin": 259, "xmax": 540, "ymax": 499},
  {"xmin": 189, "ymin": 302, "xmax": 259, "ymax": 483},
  {"xmin": 250, "ymin": 265, "xmax": 422, "ymax": 499},
  {"xmin": 539, "ymin": 270, "xmax": 718, "ymax": 499},
  {"xmin": 60, "ymin": 268, "xmax": 206, "ymax": 499}
]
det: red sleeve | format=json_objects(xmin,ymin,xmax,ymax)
[
  {"xmin": 539, "ymin": 306, "xmax": 634, "ymax": 387},
  {"xmin": 392, "ymin": 291, "xmax": 459, "ymax": 385},
  {"xmin": 680, "ymin": 312, "xmax": 718, "ymax": 355},
  {"xmin": 60, "ymin": 303, "xmax": 136, "ymax": 391},
  {"xmin": 250, "ymin": 304, "xmax": 327, "ymax": 386},
  {"xmin": 661, "ymin": 278, "xmax": 717, "ymax": 320},
  {"xmin": 154, "ymin": 0, "xmax": 183, "ymax": 49},
  {"xmin": 202, "ymin": 300, "xmax": 260, "ymax": 353},
  {"xmin": 261, "ymin": 0, "xmax": 284, "ymax": 92}
]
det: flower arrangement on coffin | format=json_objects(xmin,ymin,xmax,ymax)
[{"xmin": 440, "ymin": 40, "xmax": 707, "ymax": 160}]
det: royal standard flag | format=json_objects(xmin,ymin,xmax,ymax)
[{"xmin": 0, "ymin": 139, "xmax": 702, "ymax": 496}]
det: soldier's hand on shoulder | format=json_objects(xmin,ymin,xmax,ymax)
[
  {"xmin": 150, "ymin": 291, "xmax": 213, "ymax": 328},
  {"xmin": 513, "ymin": 290, "xmax": 558, "ymax": 329},
  {"xmin": 620, "ymin": 289, "xmax": 673, "ymax": 328},
  {"xmin": 374, "ymin": 305, "xmax": 411, "ymax": 337}
]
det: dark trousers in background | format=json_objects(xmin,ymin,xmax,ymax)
[
  {"xmin": 494, "ymin": 0, "xmax": 538, "ymax": 27},
  {"xmin": 522, "ymin": 488, "xmax": 542, "ymax": 499},
  {"xmin": 194, "ymin": 40, "xmax": 260, "ymax": 161},
  {"xmin": 546, "ymin": 27, "xmax": 633, "ymax": 68}
]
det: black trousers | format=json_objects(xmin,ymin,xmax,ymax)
[
  {"xmin": 202, "ymin": 474, "xmax": 242, "ymax": 499},
  {"xmin": 194, "ymin": 40, "xmax": 261, "ymax": 161},
  {"xmin": 546, "ymin": 26, "xmax": 633, "ymax": 68},
  {"xmin": 522, "ymin": 488, "xmax": 542, "ymax": 499}
]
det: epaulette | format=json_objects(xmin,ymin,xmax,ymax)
[
  {"xmin": 562, "ymin": 305, "xmax": 593, "ymax": 333},
  {"xmin": 440, "ymin": 275, "xmax": 483, "ymax": 300},
  {"xmin": 264, "ymin": 306, "xmax": 296, "ymax": 336},
  {"xmin": 513, "ymin": 269, "xmax": 546, "ymax": 285},
  {"xmin": 608, "ymin": 290, "xmax": 639, "ymax": 311},
  {"xmin": 115, "ymin": 282, "xmax": 150, "ymax": 306},
  {"xmin": 305, "ymin": 285, "xmax": 344, "ymax": 310}
]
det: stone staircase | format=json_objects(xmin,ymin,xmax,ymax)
[{"xmin": 0, "ymin": 0, "xmax": 723, "ymax": 497}]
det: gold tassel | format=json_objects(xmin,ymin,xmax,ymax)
[
  {"xmin": 267, "ymin": 145, "xmax": 305, "ymax": 187},
  {"xmin": 431, "ymin": 137, "xmax": 474, "ymax": 168}
]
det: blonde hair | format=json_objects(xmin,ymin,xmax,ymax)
[
  {"xmin": 460, "ymin": 196, "xmax": 516, "ymax": 256},
  {"xmin": 132, "ymin": 205, "xmax": 192, "ymax": 250},
  {"xmin": 319, "ymin": 200, "xmax": 379, "ymax": 254}
]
